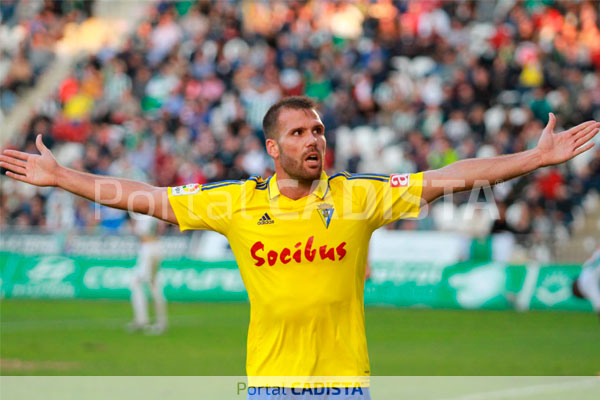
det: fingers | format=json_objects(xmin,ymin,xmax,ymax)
[
  {"xmin": 0, "ymin": 154, "xmax": 27, "ymax": 168},
  {"xmin": 0, "ymin": 161, "xmax": 27, "ymax": 175},
  {"xmin": 565, "ymin": 120, "xmax": 597, "ymax": 136},
  {"xmin": 572, "ymin": 121, "xmax": 600, "ymax": 137},
  {"xmin": 573, "ymin": 124, "xmax": 600, "ymax": 147},
  {"xmin": 0, "ymin": 153, "xmax": 30, "ymax": 177},
  {"xmin": 573, "ymin": 141, "xmax": 595, "ymax": 157},
  {"xmin": 546, "ymin": 112, "xmax": 556, "ymax": 133},
  {"xmin": 4, "ymin": 170, "xmax": 29, "ymax": 183},
  {"xmin": 2, "ymin": 149, "xmax": 30, "ymax": 161},
  {"xmin": 35, "ymin": 134, "xmax": 49, "ymax": 154}
]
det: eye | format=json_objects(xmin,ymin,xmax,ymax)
[{"xmin": 292, "ymin": 130, "xmax": 301, "ymax": 136}]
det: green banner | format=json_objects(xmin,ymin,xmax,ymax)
[
  {"xmin": 528, "ymin": 265, "xmax": 588, "ymax": 311},
  {"xmin": 0, "ymin": 252, "xmax": 247, "ymax": 302},
  {"xmin": 364, "ymin": 261, "xmax": 529, "ymax": 310},
  {"xmin": 0, "ymin": 252, "xmax": 594, "ymax": 311},
  {"xmin": 364, "ymin": 260, "xmax": 592, "ymax": 312}
]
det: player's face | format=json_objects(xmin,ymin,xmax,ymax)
[{"xmin": 270, "ymin": 108, "xmax": 326, "ymax": 182}]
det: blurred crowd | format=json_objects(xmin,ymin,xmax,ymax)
[
  {"xmin": 2, "ymin": 0, "xmax": 600, "ymax": 260},
  {"xmin": 0, "ymin": 0, "xmax": 92, "ymax": 115}
]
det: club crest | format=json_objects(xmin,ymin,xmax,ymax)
[{"xmin": 316, "ymin": 203, "xmax": 334, "ymax": 229}]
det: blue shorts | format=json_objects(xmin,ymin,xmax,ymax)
[{"xmin": 246, "ymin": 387, "xmax": 371, "ymax": 400}]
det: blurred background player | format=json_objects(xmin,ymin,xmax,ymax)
[
  {"xmin": 572, "ymin": 247, "xmax": 600, "ymax": 318},
  {"xmin": 127, "ymin": 213, "xmax": 168, "ymax": 335}
]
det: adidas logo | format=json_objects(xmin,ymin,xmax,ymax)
[{"xmin": 257, "ymin": 213, "xmax": 274, "ymax": 225}]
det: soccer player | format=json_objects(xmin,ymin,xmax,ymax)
[
  {"xmin": 127, "ymin": 213, "xmax": 168, "ymax": 335},
  {"xmin": 1, "ymin": 96, "xmax": 598, "ymax": 399},
  {"xmin": 572, "ymin": 247, "xmax": 600, "ymax": 317}
]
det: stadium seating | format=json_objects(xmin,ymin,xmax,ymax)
[
  {"xmin": 2, "ymin": 0, "xmax": 599, "ymax": 262},
  {"xmin": 0, "ymin": 0, "xmax": 92, "ymax": 114}
]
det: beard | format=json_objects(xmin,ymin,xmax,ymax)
[{"xmin": 278, "ymin": 147, "xmax": 323, "ymax": 184}]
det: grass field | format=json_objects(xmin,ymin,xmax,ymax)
[{"xmin": 1, "ymin": 299, "xmax": 599, "ymax": 376}]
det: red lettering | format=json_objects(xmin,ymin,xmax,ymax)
[
  {"xmin": 251, "ymin": 241, "xmax": 265, "ymax": 266},
  {"xmin": 304, "ymin": 236, "xmax": 316, "ymax": 262},
  {"xmin": 319, "ymin": 245, "xmax": 335, "ymax": 261},
  {"xmin": 336, "ymin": 242, "xmax": 347, "ymax": 260},
  {"xmin": 251, "ymin": 238, "xmax": 348, "ymax": 266},
  {"xmin": 293, "ymin": 249, "xmax": 302, "ymax": 263},
  {"xmin": 280, "ymin": 248, "xmax": 291, "ymax": 264},
  {"xmin": 267, "ymin": 250, "xmax": 278, "ymax": 266}
]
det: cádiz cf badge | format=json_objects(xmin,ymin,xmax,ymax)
[{"xmin": 316, "ymin": 203, "xmax": 334, "ymax": 229}]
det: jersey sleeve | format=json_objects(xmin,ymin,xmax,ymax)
[
  {"xmin": 168, "ymin": 182, "xmax": 239, "ymax": 235},
  {"xmin": 367, "ymin": 172, "xmax": 424, "ymax": 229}
]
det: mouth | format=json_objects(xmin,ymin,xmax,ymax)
[{"xmin": 304, "ymin": 152, "xmax": 321, "ymax": 168}]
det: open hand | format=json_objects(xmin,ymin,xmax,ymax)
[
  {"xmin": 0, "ymin": 134, "xmax": 60, "ymax": 187},
  {"xmin": 537, "ymin": 113, "xmax": 600, "ymax": 167}
]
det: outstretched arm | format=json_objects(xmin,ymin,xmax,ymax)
[
  {"xmin": 421, "ymin": 114, "xmax": 600, "ymax": 204},
  {"xmin": 0, "ymin": 135, "xmax": 177, "ymax": 224}
]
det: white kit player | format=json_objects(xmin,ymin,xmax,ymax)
[
  {"xmin": 573, "ymin": 247, "xmax": 600, "ymax": 318},
  {"xmin": 127, "ymin": 214, "xmax": 168, "ymax": 334}
]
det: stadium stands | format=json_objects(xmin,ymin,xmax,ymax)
[
  {"xmin": 0, "ymin": 0, "xmax": 92, "ymax": 115},
  {"xmin": 2, "ymin": 0, "xmax": 599, "ymax": 262}
]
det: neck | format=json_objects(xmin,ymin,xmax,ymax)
[
  {"xmin": 279, "ymin": 181, "xmax": 313, "ymax": 200},
  {"xmin": 274, "ymin": 168, "xmax": 318, "ymax": 200}
]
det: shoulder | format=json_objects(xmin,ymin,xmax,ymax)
[
  {"xmin": 585, "ymin": 249, "xmax": 600, "ymax": 268},
  {"xmin": 326, "ymin": 172, "xmax": 390, "ymax": 202},
  {"xmin": 329, "ymin": 172, "xmax": 423, "ymax": 186},
  {"xmin": 328, "ymin": 172, "xmax": 390, "ymax": 188},
  {"xmin": 171, "ymin": 176, "xmax": 269, "ymax": 197},
  {"xmin": 245, "ymin": 175, "xmax": 269, "ymax": 191},
  {"xmin": 200, "ymin": 176, "xmax": 268, "ymax": 191},
  {"xmin": 200, "ymin": 176, "xmax": 270, "ymax": 202}
]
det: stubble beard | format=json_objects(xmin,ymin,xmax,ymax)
[{"xmin": 279, "ymin": 148, "xmax": 323, "ymax": 185}]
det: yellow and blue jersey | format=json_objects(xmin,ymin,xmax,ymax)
[{"xmin": 168, "ymin": 171, "xmax": 423, "ymax": 383}]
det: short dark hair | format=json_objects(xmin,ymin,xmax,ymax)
[{"xmin": 262, "ymin": 96, "xmax": 318, "ymax": 140}]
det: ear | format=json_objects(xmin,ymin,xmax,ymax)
[{"xmin": 265, "ymin": 138, "xmax": 279, "ymax": 159}]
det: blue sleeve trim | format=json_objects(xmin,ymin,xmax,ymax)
[
  {"xmin": 201, "ymin": 181, "xmax": 243, "ymax": 191},
  {"xmin": 329, "ymin": 172, "xmax": 389, "ymax": 182}
]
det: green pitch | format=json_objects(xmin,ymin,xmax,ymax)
[{"xmin": 1, "ymin": 299, "xmax": 598, "ymax": 375}]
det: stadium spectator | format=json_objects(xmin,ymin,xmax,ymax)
[
  {"xmin": 2, "ymin": 0, "xmax": 600, "ymax": 261},
  {"xmin": 0, "ymin": 0, "xmax": 92, "ymax": 114}
]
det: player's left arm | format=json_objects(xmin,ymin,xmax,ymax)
[{"xmin": 421, "ymin": 114, "xmax": 600, "ymax": 204}]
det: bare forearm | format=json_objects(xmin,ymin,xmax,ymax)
[
  {"xmin": 423, "ymin": 149, "xmax": 543, "ymax": 203},
  {"xmin": 440, "ymin": 148, "xmax": 542, "ymax": 188},
  {"xmin": 0, "ymin": 136, "xmax": 179, "ymax": 222},
  {"xmin": 56, "ymin": 166, "xmax": 173, "ymax": 221},
  {"xmin": 57, "ymin": 167, "xmax": 151, "ymax": 208}
]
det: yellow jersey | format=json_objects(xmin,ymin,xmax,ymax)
[{"xmin": 168, "ymin": 171, "xmax": 423, "ymax": 382}]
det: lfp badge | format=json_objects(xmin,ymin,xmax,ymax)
[
  {"xmin": 172, "ymin": 183, "xmax": 200, "ymax": 196},
  {"xmin": 316, "ymin": 203, "xmax": 334, "ymax": 229}
]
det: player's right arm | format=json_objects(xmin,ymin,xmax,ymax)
[{"xmin": 1, "ymin": 134, "xmax": 177, "ymax": 224}]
